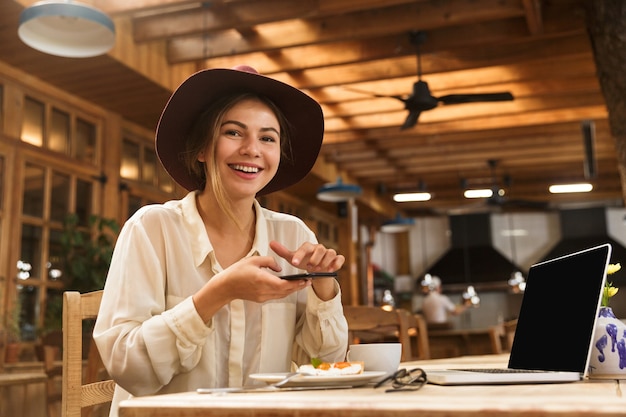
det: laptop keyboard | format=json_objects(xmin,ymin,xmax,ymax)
[{"xmin": 453, "ymin": 368, "xmax": 548, "ymax": 374}]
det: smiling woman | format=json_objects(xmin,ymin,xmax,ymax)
[{"xmin": 92, "ymin": 65, "xmax": 349, "ymax": 417}]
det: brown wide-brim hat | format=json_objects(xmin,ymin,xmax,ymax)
[{"xmin": 155, "ymin": 65, "xmax": 324, "ymax": 196}]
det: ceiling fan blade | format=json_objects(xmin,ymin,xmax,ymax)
[
  {"xmin": 438, "ymin": 92, "xmax": 514, "ymax": 105},
  {"xmin": 400, "ymin": 110, "xmax": 421, "ymax": 130},
  {"xmin": 343, "ymin": 86, "xmax": 407, "ymax": 101}
]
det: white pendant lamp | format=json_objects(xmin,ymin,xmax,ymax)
[
  {"xmin": 18, "ymin": 1, "xmax": 116, "ymax": 58},
  {"xmin": 380, "ymin": 213, "xmax": 415, "ymax": 233},
  {"xmin": 316, "ymin": 177, "xmax": 362, "ymax": 202}
]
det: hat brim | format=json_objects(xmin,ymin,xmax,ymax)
[{"xmin": 156, "ymin": 68, "xmax": 324, "ymax": 195}]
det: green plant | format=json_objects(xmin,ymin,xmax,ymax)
[
  {"xmin": 43, "ymin": 213, "xmax": 119, "ymax": 333},
  {"xmin": 59, "ymin": 213, "xmax": 119, "ymax": 292},
  {"xmin": 602, "ymin": 263, "xmax": 620, "ymax": 307},
  {"xmin": 6, "ymin": 294, "xmax": 22, "ymax": 343}
]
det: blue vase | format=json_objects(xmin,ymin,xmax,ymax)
[{"xmin": 589, "ymin": 306, "xmax": 626, "ymax": 377}]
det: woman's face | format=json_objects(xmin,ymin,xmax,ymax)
[{"xmin": 200, "ymin": 98, "xmax": 281, "ymax": 199}]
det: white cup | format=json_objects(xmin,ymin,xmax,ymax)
[{"xmin": 346, "ymin": 343, "xmax": 401, "ymax": 378}]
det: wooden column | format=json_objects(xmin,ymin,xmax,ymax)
[
  {"xmin": 395, "ymin": 231, "xmax": 411, "ymax": 276},
  {"xmin": 338, "ymin": 199, "xmax": 361, "ymax": 306}
]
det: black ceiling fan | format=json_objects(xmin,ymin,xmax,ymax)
[{"xmin": 350, "ymin": 31, "xmax": 515, "ymax": 130}]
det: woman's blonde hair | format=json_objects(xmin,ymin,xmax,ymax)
[{"xmin": 182, "ymin": 92, "xmax": 292, "ymax": 228}]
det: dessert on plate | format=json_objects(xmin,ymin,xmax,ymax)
[{"xmin": 298, "ymin": 360, "xmax": 364, "ymax": 376}]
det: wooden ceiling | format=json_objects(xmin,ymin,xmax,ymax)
[{"xmin": 2, "ymin": 0, "xmax": 622, "ymax": 223}]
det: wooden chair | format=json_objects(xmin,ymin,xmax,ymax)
[
  {"xmin": 343, "ymin": 305, "xmax": 412, "ymax": 362},
  {"xmin": 404, "ymin": 312, "xmax": 431, "ymax": 360},
  {"xmin": 487, "ymin": 325, "xmax": 504, "ymax": 354},
  {"xmin": 501, "ymin": 319, "xmax": 518, "ymax": 352},
  {"xmin": 43, "ymin": 344, "xmax": 62, "ymax": 417},
  {"xmin": 62, "ymin": 290, "xmax": 115, "ymax": 417}
]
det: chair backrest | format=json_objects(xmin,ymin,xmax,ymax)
[
  {"xmin": 501, "ymin": 318, "xmax": 518, "ymax": 352},
  {"xmin": 43, "ymin": 344, "xmax": 62, "ymax": 417},
  {"xmin": 404, "ymin": 312, "xmax": 431, "ymax": 360},
  {"xmin": 343, "ymin": 305, "xmax": 412, "ymax": 362},
  {"xmin": 62, "ymin": 290, "xmax": 115, "ymax": 417}
]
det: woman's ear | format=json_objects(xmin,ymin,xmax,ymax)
[{"xmin": 197, "ymin": 150, "xmax": 206, "ymax": 163}]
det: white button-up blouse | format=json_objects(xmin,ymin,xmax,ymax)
[{"xmin": 94, "ymin": 191, "xmax": 348, "ymax": 417}]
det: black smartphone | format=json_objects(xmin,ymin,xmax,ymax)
[{"xmin": 279, "ymin": 272, "xmax": 338, "ymax": 280}]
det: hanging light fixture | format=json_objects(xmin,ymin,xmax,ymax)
[
  {"xmin": 459, "ymin": 215, "xmax": 480, "ymax": 307},
  {"xmin": 18, "ymin": 1, "xmax": 116, "ymax": 58},
  {"xmin": 508, "ymin": 270, "xmax": 526, "ymax": 293},
  {"xmin": 418, "ymin": 220, "xmax": 431, "ymax": 293},
  {"xmin": 316, "ymin": 177, "xmax": 362, "ymax": 202},
  {"xmin": 380, "ymin": 213, "xmax": 415, "ymax": 233},
  {"xmin": 462, "ymin": 285, "xmax": 480, "ymax": 306},
  {"xmin": 505, "ymin": 214, "xmax": 526, "ymax": 293}
]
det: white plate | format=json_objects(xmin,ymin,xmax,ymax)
[{"xmin": 249, "ymin": 371, "xmax": 387, "ymax": 388}]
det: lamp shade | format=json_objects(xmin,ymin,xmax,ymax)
[
  {"xmin": 18, "ymin": 1, "xmax": 116, "ymax": 58},
  {"xmin": 316, "ymin": 177, "xmax": 362, "ymax": 202},
  {"xmin": 380, "ymin": 213, "xmax": 415, "ymax": 233}
]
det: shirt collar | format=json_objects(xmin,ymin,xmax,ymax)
[
  {"xmin": 181, "ymin": 191, "xmax": 212, "ymax": 267},
  {"xmin": 181, "ymin": 192, "xmax": 270, "ymax": 266},
  {"xmin": 251, "ymin": 199, "xmax": 269, "ymax": 256}
]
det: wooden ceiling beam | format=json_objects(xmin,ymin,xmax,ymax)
[
  {"xmin": 198, "ymin": 13, "xmax": 582, "ymax": 74},
  {"xmin": 522, "ymin": 0, "xmax": 544, "ymax": 35},
  {"xmin": 323, "ymin": 104, "xmax": 608, "ymax": 143},
  {"xmin": 166, "ymin": 0, "xmax": 526, "ymax": 62},
  {"xmin": 127, "ymin": 0, "xmax": 421, "ymax": 43}
]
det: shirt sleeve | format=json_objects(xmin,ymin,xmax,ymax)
[
  {"xmin": 443, "ymin": 295, "xmax": 457, "ymax": 312},
  {"xmin": 93, "ymin": 209, "xmax": 211, "ymax": 396},
  {"xmin": 292, "ymin": 279, "xmax": 349, "ymax": 365}
]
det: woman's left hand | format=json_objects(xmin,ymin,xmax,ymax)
[
  {"xmin": 270, "ymin": 241, "xmax": 344, "ymax": 272},
  {"xmin": 270, "ymin": 241, "xmax": 344, "ymax": 301}
]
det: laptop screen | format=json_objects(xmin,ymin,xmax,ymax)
[{"xmin": 508, "ymin": 244, "xmax": 610, "ymax": 373}]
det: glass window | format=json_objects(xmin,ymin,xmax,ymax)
[
  {"xmin": 127, "ymin": 195, "xmax": 143, "ymax": 218},
  {"xmin": 17, "ymin": 285, "xmax": 39, "ymax": 342},
  {"xmin": 121, "ymin": 139, "xmax": 140, "ymax": 180},
  {"xmin": 49, "ymin": 108, "xmax": 70, "ymax": 154},
  {"xmin": 143, "ymin": 149, "xmax": 157, "ymax": 186},
  {"xmin": 75, "ymin": 118, "xmax": 96, "ymax": 163},
  {"xmin": 50, "ymin": 172, "xmax": 70, "ymax": 222},
  {"xmin": 23, "ymin": 163, "xmax": 45, "ymax": 217},
  {"xmin": 19, "ymin": 224, "xmax": 42, "ymax": 282},
  {"xmin": 75, "ymin": 179, "xmax": 93, "ymax": 226},
  {"xmin": 48, "ymin": 229, "xmax": 63, "ymax": 283},
  {"xmin": 21, "ymin": 97, "xmax": 45, "ymax": 146},
  {"xmin": 19, "ymin": 164, "xmax": 101, "ymax": 335},
  {"xmin": 158, "ymin": 163, "xmax": 174, "ymax": 193}
]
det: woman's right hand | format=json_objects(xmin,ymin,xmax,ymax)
[{"xmin": 192, "ymin": 256, "xmax": 310, "ymax": 322}]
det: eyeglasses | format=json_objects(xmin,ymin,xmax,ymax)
[{"xmin": 374, "ymin": 367, "xmax": 428, "ymax": 393}]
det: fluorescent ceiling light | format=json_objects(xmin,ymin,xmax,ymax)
[
  {"xmin": 464, "ymin": 188, "xmax": 493, "ymax": 199},
  {"xmin": 393, "ymin": 192, "xmax": 431, "ymax": 202},
  {"xmin": 18, "ymin": 1, "xmax": 116, "ymax": 58},
  {"xmin": 548, "ymin": 183, "xmax": 593, "ymax": 194}
]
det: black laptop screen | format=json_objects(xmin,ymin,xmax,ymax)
[{"xmin": 508, "ymin": 244, "xmax": 610, "ymax": 373}]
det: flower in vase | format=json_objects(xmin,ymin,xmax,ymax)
[{"xmin": 601, "ymin": 263, "xmax": 620, "ymax": 307}]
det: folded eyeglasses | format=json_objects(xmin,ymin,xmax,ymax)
[{"xmin": 374, "ymin": 367, "xmax": 427, "ymax": 393}]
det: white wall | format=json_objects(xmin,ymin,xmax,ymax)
[{"xmin": 369, "ymin": 207, "xmax": 626, "ymax": 326}]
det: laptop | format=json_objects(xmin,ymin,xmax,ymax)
[{"xmin": 426, "ymin": 243, "xmax": 611, "ymax": 385}]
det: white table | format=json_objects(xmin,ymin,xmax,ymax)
[{"xmin": 118, "ymin": 354, "xmax": 626, "ymax": 417}]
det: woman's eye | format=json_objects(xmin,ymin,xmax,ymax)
[
  {"xmin": 224, "ymin": 129, "xmax": 241, "ymax": 137},
  {"xmin": 260, "ymin": 135, "xmax": 277, "ymax": 143}
]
